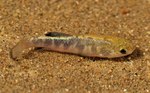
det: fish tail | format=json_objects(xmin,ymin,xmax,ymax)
[{"xmin": 10, "ymin": 38, "xmax": 35, "ymax": 60}]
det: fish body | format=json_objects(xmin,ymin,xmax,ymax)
[{"xmin": 10, "ymin": 32, "xmax": 135, "ymax": 60}]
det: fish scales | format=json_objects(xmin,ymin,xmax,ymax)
[
  {"xmin": 32, "ymin": 36, "xmax": 100, "ymax": 56},
  {"xmin": 10, "ymin": 32, "xmax": 135, "ymax": 60},
  {"xmin": 31, "ymin": 36, "xmax": 117, "ymax": 57}
]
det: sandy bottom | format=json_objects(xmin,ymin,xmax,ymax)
[{"xmin": 0, "ymin": 0, "xmax": 150, "ymax": 93}]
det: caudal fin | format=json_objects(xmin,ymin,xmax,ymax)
[{"xmin": 10, "ymin": 39, "xmax": 34, "ymax": 60}]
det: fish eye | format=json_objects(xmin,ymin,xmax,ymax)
[{"xmin": 120, "ymin": 49, "xmax": 127, "ymax": 54}]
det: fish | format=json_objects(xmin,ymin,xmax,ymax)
[{"xmin": 10, "ymin": 32, "xmax": 135, "ymax": 60}]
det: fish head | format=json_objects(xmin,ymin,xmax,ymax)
[{"xmin": 97, "ymin": 36, "xmax": 136, "ymax": 58}]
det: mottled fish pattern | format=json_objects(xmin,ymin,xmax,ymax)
[{"xmin": 10, "ymin": 32, "xmax": 135, "ymax": 60}]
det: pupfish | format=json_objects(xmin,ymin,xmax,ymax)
[{"xmin": 10, "ymin": 32, "xmax": 135, "ymax": 60}]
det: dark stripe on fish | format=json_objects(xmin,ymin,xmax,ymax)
[
  {"xmin": 91, "ymin": 45, "xmax": 97, "ymax": 54},
  {"xmin": 75, "ymin": 39, "xmax": 85, "ymax": 52},
  {"xmin": 63, "ymin": 38, "xmax": 77, "ymax": 49},
  {"xmin": 44, "ymin": 39, "xmax": 52, "ymax": 46},
  {"xmin": 54, "ymin": 39, "xmax": 63, "ymax": 46}
]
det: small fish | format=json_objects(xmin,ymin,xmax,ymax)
[{"xmin": 10, "ymin": 32, "xmax": 135, "ymax": 60}]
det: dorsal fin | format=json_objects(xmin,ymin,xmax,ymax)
[{"xmin": 45, "ymin": 32, "xmax": 72, "ymax": 37}]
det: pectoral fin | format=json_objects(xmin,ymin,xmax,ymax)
[{"xmin": 45, "ymin": 32, "xmax": 72, "ymax": 37}]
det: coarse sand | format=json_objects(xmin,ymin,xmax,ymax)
[{"xmin": 0, "ymin": 0, "xmax": 150, "ymax": 93}]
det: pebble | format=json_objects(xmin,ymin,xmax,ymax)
[
  {"xmin": 146, "ymin": 89, "xmax": 149, "ymax": 92},
  {"xmin": 65, "ymin": 88, "xmax": 69, "ymax": 92},
  {"xmin": 123, "ymin": 89, "xmax": 127, "ymax": 92},
  {"xmin": 147, "ymin": 31, "xmax": 150, "ymax": 35},
  {"xmin": 88, "ymin": 91, "xmax": 91, "ymax": 93},
  {"xmin": 144, "ymin": 48, "xmax": 149, "ymax": 52},
  {"xmin": 0, "ymin": 49, "xmax": 2, "ymax": 52}
]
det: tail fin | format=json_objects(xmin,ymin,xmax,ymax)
[{"xmin": 10, "ymin": 39, "xmax": 34, "ymax": 60}]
